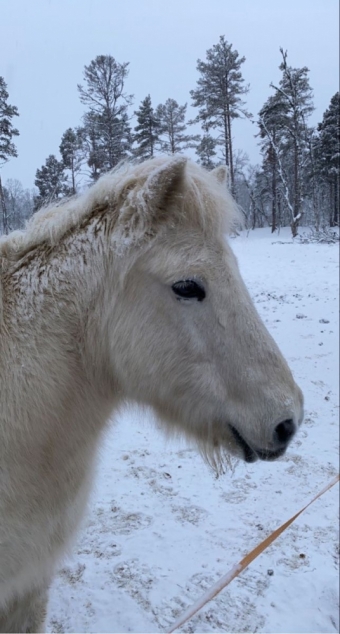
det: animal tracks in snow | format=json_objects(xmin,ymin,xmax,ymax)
[
  {"xmin": 108, "ymin": 507, "xmax": 153, "ymax": 535},
  {"xmin": 220, "ymin": 478, "xmax": 258, "ymax": 504},
  {"xmin": 171, "ymin": 504, "xmax": 208, "ymax": 526},
  {"xmin": 59, "ymin": 563, "xmax": 86, "ymax": 585},
  {"xmin": 112, "ymin": 559, "xmax": 157, "ymax": 612},
  {"xmin": 162, "ymin": 570, "xmax": 266, "ymax": 633}
]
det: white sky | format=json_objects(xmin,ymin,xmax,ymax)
[{"xmin": 1, "ymin": 0, "xmax": 339, "ymax": 189}]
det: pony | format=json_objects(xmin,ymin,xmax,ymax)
[{"xmin": 0, "ymin": 156, "xmax": 304, "ymax": 632}]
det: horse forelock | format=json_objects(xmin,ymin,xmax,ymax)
[{"xmin": 0, "ymin": 157, "xmax": 240, "ymax": 267}]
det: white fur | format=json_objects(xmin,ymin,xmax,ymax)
[{"xmin": 0, "ymin": 156, "xmax": 303, "ymax": 632}]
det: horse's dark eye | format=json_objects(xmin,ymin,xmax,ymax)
[{"xmin": 172, "ymin": 280, "xmax": 206, "ymax": 302}]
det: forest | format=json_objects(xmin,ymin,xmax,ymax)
[{"xmin": 0, "ymin": 36, "xmax": 339, "ymax": 238}]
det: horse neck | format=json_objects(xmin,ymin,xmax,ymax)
[{"xmin": 0, "ymin": 232, "xmax": 126, "ymax": 479}]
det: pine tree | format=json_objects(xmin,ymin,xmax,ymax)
[
  {"xmin": 133, "ymin": 95, "xmax": 160, "ymax": 159},
  {"xmin": 34, "ymin": 155, "xmax": 68, "ymax": 209},
  {"xmin": 258, "ymin": 93, "xmax": 287, "ymax": 232},
  {"xmin": 79, "ymin": 112, "xmax": 103, "ymax": 181},
  {"xmin": 263, "ymin": 49, "xmax": 314, "ymax": 236},
  {"xmin": 315, "ymin": 92, "xmax": 339, "ymax": 226},
  {"xmin": 190, "ymin": 36, "xmax": 251, "ymax": 193},
  {"xmin": 78, "ymin": 55, "xmax": 133, "ymax": 178},
  {"xmin": 156, "ymin": 99, "xmax": 199, "ymax": 154},
  {"xmin": 303, "ymin": 129, "xmax": 323, "ymax": 231},
  {"xmin": 0, "ymin": 76, "xmax": 20, "ymax": 234},
  {"xmin": 195, "ymin": 133, "xmax": 217, "ymax": 170},
  {"xmin": 59, "ymin": 127, "xmax": 84, "ymax": 195}
]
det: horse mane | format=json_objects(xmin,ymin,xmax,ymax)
[{"xmin": 0, "ymin": 156, "xmax": 240, "ymax": 264}]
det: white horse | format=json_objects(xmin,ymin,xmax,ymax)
[{"xmin": 0, "ymin": 156, "xmax": 303, "ymax": 632}]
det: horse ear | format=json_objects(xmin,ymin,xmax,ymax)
[
  {"xmin": 211, "ymin": 165, "xmax": 228, "ymax": 186},
  {"xmin": 145, "ymin": 156, "xmax": 187, "ymax": 211},
  {"xmin": 114, "ymin": 157, "xmax": 188, "ymax": 251}
]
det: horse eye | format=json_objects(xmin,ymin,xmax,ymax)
[{"xmin": 172, "ymin": 280, "xmax": 206, "ymax": 302}]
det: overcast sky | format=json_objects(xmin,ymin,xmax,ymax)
[{"xmin": 1, "ymin": 0, "xmax": 338, "ymax": 189}]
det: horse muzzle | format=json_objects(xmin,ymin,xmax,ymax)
[{"xmin": 230, "ymin": 419, "xmax": 297, "ymax": 463}]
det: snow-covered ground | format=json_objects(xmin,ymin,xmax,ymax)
[{"xmin": 47, "ymin": 228, "xmax": 339, "ymax": 634}]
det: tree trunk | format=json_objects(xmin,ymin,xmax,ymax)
[
  {"xmin": 251, "ymin": 200, "xmax": 256, "ymax": 230},
  {"xmin": 312, "ymin": 176, "xmax": 319, "ymax": 232},
  {"xmin": 149, "ymin": 120, "xmax": 154, "ymax": 158},
  {"xmin": 291, "ymin": 217, "xmax": 299, "ymax": 238},
  {"xmin": 226, "ymin": 110, "xmax": 234, "ymax": 195},
  {"xmin": 277, "ymin": 191, "xmax": 282, "ymax": 228},
  {"xmin": 271, "ymin": 151, "xmax": 277, "ymax": 233},
  {"xmin": 223, "ymin": 110, "xmax": 229, "ymax": 168},
  {"xmin": 0, "ymin": 175, "xmax": 9, "ymax": 235},
  {"xmin": 71, "ymin": 157, "xmax": 76, "ymax": 195},
  {"xmin": 329, "ymin": 182, "xmax": 334, "ymax": 227},
  {"xmin": 333, "ymin": 176, "xmax": 339, "ymax": 226},
  {"xmin": 292, "ymin": 136, "xmax": 300, "ymax": 237}
]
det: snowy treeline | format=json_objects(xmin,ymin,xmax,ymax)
[
  {"xmin": 0, "ymin": 37, "xmax": 339, "ymax": 236},
  {"xmin": 0, "ymin": 180, "xmax": 35, "ymax": 232}
]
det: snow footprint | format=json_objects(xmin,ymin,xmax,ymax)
[
  {"xmin": 112, "ymin": 559, "xmax": 158, "ymax": 612},
  {"xmin": 171, "ymin": 504, "xmax": 208, "ymax": 526},
  {"xmin": 220, "ymin": 478, "xmax": 258, "ymax": 504},
  {"xmin": 109, "ymin": 506, "xmax": 153, "ymax": 535},
  {"xmin": 130, "ymin": 465, "xmax": 178, "ymax": 498},
  {"xmin": 58, "ymin": 562, "xmax": 86, "ymax": 585}
]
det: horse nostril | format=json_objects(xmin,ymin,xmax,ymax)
[{"xmin": 273, "ymin": 419, "xmax": 296, "ymax": 447}]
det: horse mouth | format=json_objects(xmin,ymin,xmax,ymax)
[
  {"xmin": 230, "ymin": 426, "xmax": 258, "ymax": 463},
  {"xmin": 255, "ymin": 447, "xmax": 286, "ymax": 461},
  {"xmin": 229, "ymin": 426, "xmax": 286, "ymax": 463}
]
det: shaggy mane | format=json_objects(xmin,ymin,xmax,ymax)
[{"xmin": 0, "ymin": 156, "xmax": 240, "ymax": 263}]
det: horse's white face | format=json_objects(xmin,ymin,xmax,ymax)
[{"xmin": 108, "ymin": 159, "xmax": 304, "ymax": 470}]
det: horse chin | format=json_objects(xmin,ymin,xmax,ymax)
[
  {"xmin": 229, "ymin": 426, "xmax": 287, "ymax": 463},
  {"xmin": 229, "ymin": 426, "xmax": 258, "ymax": 463},
  {"xmin": 255, "ymin": 447, "xmax": 286, "ymax": 461}
]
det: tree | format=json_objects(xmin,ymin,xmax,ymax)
[
  {"xmin": 190, "ymin": 36, "xmax": 251, "ymax": 193},
  {"xmin": 156, "ymin": 98, "xmax": 199, "ymax": 154},
  {"xmin": 78, "ymin": 55, "xmax": 133, "ymax": 178},
  {"xmin": 242, "ymin": 166, "xmax": 272, "ymax": 230},
  {"xmin": 195, "ymin": 133, "xmax": 217, "ymax": 170},
  {"xmin": 133, "ymin": 95, "xmax": 160, "ymax": 159},
  {"xmin": 59, "ymin": 127, "xmax": 84, "ymax": 195},
  {"xmin": 315, "ymin": 92, "xmax": 339, "ymax": 226},
  {"xmin": 79, "ymin": 112, "xmax": 103, "ymax": 181},
  {"xmin": 1, "ymin": 179, "xmax": 35, "ymax": 232},
  {"xmin": 0, "ymin": 76, "xmax": 19, "ymax": 234},
  {"xmin": 259, "ymin": 49, "xmax": 314, "ymax": 237},
  {"xmin": 34, "ymin": 154, "xmax": 68, "ymax": 209},
  {"xmin": 258, "ymin": 93, "xmax": 287, "ymax": 232}
]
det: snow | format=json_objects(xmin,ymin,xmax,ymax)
[{"xmin": 47, "ymin": 228, "xmax": 339, "ymax": 633}]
